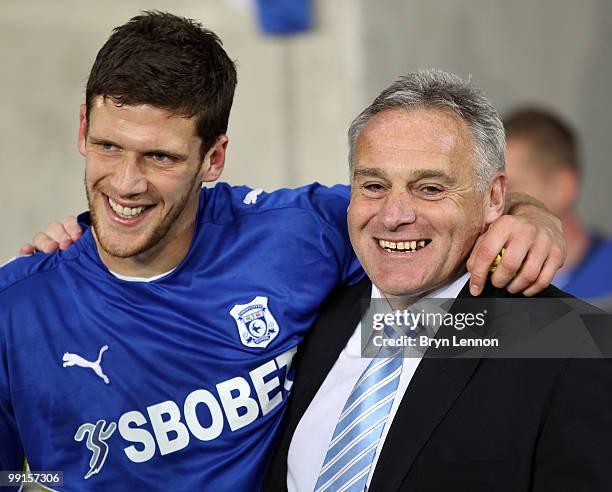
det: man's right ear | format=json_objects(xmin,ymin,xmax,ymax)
[
  {"xmin": 77, "ymin": 104, "xmax": 87, "ymax": 157},
  {"xmin": 200, "ymin": 135, "xmax": 228, "ymax": 184}
]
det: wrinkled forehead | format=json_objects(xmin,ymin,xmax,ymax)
[
  {"xmin": 361, "ymin": 108, "xmax": 472, "ymax": 146},
  {"xmin": 353, "ymin": 108, "xmax": 477, "ymax": 178}
]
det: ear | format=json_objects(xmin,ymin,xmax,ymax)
[
  {"xmin": 484, "ymin": 172, "xmax": 507, "ymax": 225},
  {"xmin": 200, "ymin": 135, "xmax": 228, "ymax": 183},
  {"xmin": 77, "ymin": 104, "xmax": 87, "ymax": 157}
]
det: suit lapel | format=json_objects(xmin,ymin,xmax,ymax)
[{"xmin": 369, "ymin": 280, "xmax": 494, "ymax": 491}]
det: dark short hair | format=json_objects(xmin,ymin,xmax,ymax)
[
  {"xmin": 86, "ymin": 11, "xmax": 237, "ymax": 157},
  {"xmin": 503, "ymin": 107, "xmax": 579, "ymax": 173}
]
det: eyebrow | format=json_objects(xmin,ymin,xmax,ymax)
[
  {"xmin": 352, "ymin": 167, "xmax": 388, "ymax": 180},
  {"xmin": 88, "ymin": 136, "xmax": 189, "ymax": 161},
  {"xmin": 352, "ymin": 167, "xmax": 456, "ymax": 183},
  {"xmin": 409, "ymin": 169, "xmax": 455, "ymax": 183},
  {"xmin": 88, "ymin": 136, "xmax": 118, "ymax": 146}
]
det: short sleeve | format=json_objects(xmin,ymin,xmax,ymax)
[{"xmin": 305, "ymin": 184, "xmax": 363, "ymax": 286}]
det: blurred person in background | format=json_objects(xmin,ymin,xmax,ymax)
[{"xmin": 505, "ymin": 107, "xmax": 612, "ymax": 308}]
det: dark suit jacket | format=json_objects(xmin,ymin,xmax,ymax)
[{"xmin": 264, "ymin": 277, "xmax": 612, "ymax": 491}]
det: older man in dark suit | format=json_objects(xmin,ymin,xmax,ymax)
[{"xmin": 264, "ymin": 70, "xmax": 612, "ymax": 492}]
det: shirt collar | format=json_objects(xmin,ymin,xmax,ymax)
[
  {"xmin": 371, "ymin": 271, "xmax": 471, "ymax": 301},
  {"xmin": 108, "ymin": 268, "xmax": 176, "ymax": 283}
]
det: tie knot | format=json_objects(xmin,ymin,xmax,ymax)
[
  {"xmin": 382, "ymin": 318, "xmax": 422, "ymax": 339},
  {"xmin": 374, "ymin": 317, "xmax": 422, "ymax": 358},
  {"xmin": 363, "ymin": 304, "xmax": 427, "ymax": 358}
]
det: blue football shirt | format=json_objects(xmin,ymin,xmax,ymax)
[{"xmin": 0, "ymin": 182, "xmax": 362, "ymax": 491}]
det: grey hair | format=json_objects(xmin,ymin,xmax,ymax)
[{"xmin": 348, "ymin": 69, "xmax": 505, "ymax": 191}]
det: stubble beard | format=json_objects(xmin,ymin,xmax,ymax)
[{"xmin": 84, "ymin": 172, "xmax": 201, "ymax": 259}]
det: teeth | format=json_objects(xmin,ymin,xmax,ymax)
[
  {"xmin": 108, "ymin": 197, "xmax": 146, "ymax": 218},
  {"xmin": 378, "ymin": 239, "xmax": 429, "ymax": 252}
]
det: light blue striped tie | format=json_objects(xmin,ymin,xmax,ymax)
[{"xmin": 314, "ymin": 323, "xmax": 407, "ymax": 492}]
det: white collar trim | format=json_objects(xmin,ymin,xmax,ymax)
[{"xmin": 109, "ymin": 268, "xmax": 176, "ymax": 283}]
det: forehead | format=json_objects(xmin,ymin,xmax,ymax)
[
  {"xmin": 354, "ymin": 108, "xmax": 475, "ymax": 175},
  {"xmin": 88, "ymin": 97, "xmax": 199, "ymax": 151}
]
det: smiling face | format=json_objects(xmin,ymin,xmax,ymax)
[
  {"xmin": 348, "ymin": 108, "xmax": 505, "ymax": 301},
  {"xmin": 79, "ymin": 96, "xmax": 226, "ymax": 274}
]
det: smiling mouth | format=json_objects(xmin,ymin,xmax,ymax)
[
  {"xmin": 106, "ymin": 195, "xmax": 153, "ymax": 220},
  {"xmin": 377, "ymin": 238, "xmax": 431, "ymax": 253}
]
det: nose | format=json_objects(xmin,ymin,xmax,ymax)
[
  {"xmin": 380, "ymin": 189, "xmax": 416, "ymax": 230},
  {"xmin": 110, "ymin": 153, "xmax": 148, "ymax": 197}
]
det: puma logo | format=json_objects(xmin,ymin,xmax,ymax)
[
  {"xmin": 63, "ymin": 345, "xmax": 110, "ymax": 384},
  {"xmin": 243, "ymin": 188, "xmax": 263, "ymax": 205}
]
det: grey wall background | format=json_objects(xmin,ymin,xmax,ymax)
[
  {"xmin": 362, "ymin": 0, "xmax": 612, "ymax": 235},
  {"xmin": 1, "ymin": 0, "xmax": 610, "ymax": 263}
]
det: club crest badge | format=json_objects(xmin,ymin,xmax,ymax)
[{"xmin": 230, "ymin": 296, "xmax": 279, "ymax": 348}]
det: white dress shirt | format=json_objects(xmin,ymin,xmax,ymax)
[{"xmin": 287, "ymin": 273, "xmax": 470, "ymax": 492}]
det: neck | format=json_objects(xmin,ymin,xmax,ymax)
[
  {"xmin": 382, "ymin": 266, "xmax": 468, "ymax": 311},
  {"xmin": 560, "ymin": 212, "xmax": 591, "ymax": 269},
  {"xmin": 94, "ymin": 213, "xmax": 197, "ymax": 279}
]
